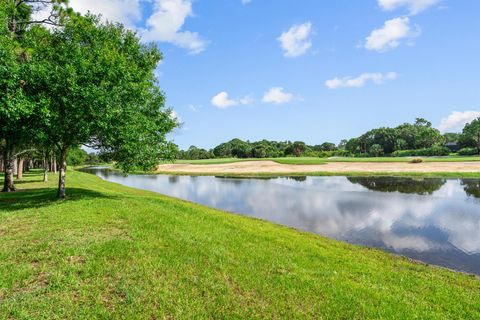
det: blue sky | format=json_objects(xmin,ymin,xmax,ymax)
[{"xmin": 45, "ymin": 0, "xmax": 480, "ymax": 149}]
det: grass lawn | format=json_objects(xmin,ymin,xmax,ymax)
[
  {"xmin": 1, "ymin": 170, "xmax": 479, "ymax": 319},
  {"xmin": 327, "ymin": 156, "xmax": 480, "ymax": 163},
  {"xmin": 168, "ymin": 156, "xmax": 480, "ymax": 165}
]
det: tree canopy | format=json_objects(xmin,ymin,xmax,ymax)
[{"xmin": 1, "ymin": 5, "xmax": 177, "ymax": 197}]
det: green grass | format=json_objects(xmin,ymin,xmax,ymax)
[
  {"xmin": 326, "ymin": 156, "xmax": 480, "ymax": 162},
  {"xmin": 168, "ymin": 156, "xmax": 480, "ymax": 165},
  {"xmin": 1, "ymin": 170, "xmax": 479, "ymax": 319}
]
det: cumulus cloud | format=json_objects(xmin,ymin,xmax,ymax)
[
  {"xmin": 278, "ymin": 22, "xmax": 313, "ymax": 58},
  {"xmin": 211, "ymin": 92, "xmax": 252, "ymax": 109},
  {"xmin": 325, "ymin": 72, "xmax": 397, "ymax": 89},
  {"xmin": 142, "ymin": 0, "xmax": 207, "ymax": 54},
  {"xmin": 49, "ymin": 0, "xmax": 207, "ymax": 54},
  {"xmin": 262, "ymin": 87, "xmax": 294, "ymax": 104},
  {"xmin": 437, "ymin": 111, "xmax": 480, "ymax": 133},
  {"xmin": 365, "ymin": 17, "xmax": 420, "ymax": 52},
  {"xmin": 69, "ymin": 0, "xmax": 142, "ymax": 28},
  {"xmin": 378, "ymin": 0, "xmax": 441, "ymax": 15}
]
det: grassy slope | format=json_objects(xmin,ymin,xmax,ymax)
[{"xmin": 0, "ymin": 171, "xmax": 479, "ymax": 319}]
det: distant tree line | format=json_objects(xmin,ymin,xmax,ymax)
[{"xmin": 177, "ymin": 117, "xmax": 480, "ymax": 160}]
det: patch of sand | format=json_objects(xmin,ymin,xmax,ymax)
[{"xmin": 157, "ymin": 160, "xmax": 480, "ymax": 174}]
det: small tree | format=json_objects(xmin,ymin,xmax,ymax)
[{"xmin": 369, "ymin": 144, "xmax": 384, "ymax": 157}]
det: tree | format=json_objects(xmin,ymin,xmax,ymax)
[
  {"xmin": 369, "ymin": 144, "xmax": 384, "ymax": 157},
  {"xmin": 318, "ymin": 142, "xmax": 337, "ymax": 152},
  {"xmin": 291, "ymin": 141, "xmax": 306, "ymax": 157},
  {"xmin": 25, "ymin": 14, "xmax": 177, "ymax": 198},
  {"xmin": 459, "ymin": 118, "xmax": 480, "ymax": 154},
  {"xmin": 1, "ymin": 0, "xmax": 68, "ymax": 192},
  {"xmin": 0, "ymin": 2, "xmax": 33, "ymax": 191},
  {"xmin": 337, "ymin": 139, "xmax": 348, "ymax": 150},
  {"xmin": 443, "ymin": 132, "xmax": 461, "ymax": 143}
]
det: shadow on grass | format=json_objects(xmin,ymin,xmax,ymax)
[{"xmin": 0, "ymin": 187, "xmax": 118, "ymax": 213}]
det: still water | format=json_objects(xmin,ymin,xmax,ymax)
[{"xmin": 83, "ymin": 167, "xmax": 480, "ymax": 275}]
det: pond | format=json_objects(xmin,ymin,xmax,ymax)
[{"xmin": 83, "ymin": 167, "xmax": 480, "ymax": 275}]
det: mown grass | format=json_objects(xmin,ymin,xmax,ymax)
[
  {"xmin": 326, "ymin": 156, "xmax": 480, "ymax": 163},
  {"xmin": 168, "ymin": 156, "xmax": 480, "ymax": 165},
  {"xmin": 1, "ymin": 170, "xmax": 479, "ymax": 319}
]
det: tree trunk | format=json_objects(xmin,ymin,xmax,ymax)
[
  {"xmin": 2, "ymin": 149, "xmax": 16, "ymax": 192},
  {"xmin": 17, "ymin": 158, "xmax": 23, "ymax": 180},
  {"xmin": 57, "ymin": 146, "xmax": 68, "ymax": 199},
  {"xmin": 43, "ymin": 155, "xmax": 48, "ymax": 182},
  {"xmin": 13, "ymin": 157, "xmax": 17, "ymax": 175},
  {"xmin": 53, "ymin": 156, "xmax": 57, "ymax": 173}
]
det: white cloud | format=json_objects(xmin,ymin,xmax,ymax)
[
  {"xmin": 325, "ymin": 72, "xmax": 397, "ymax": 89},
  {"xmin": 378, "ymin": 0, "xmax": 441, "ymax": 15},
  {"xmin": 211, "ymin": 92, "xmax": 252, "ymax": 109},
  {"xmin": 438, "ymin": 111, "xmax": 480, "ymax": 133},
  {"xmin": 69, "ymin": 0, "xmax": 142, "ymax": 28},
  {"xmin": 142, "ymin": 0, "xmax": 207, "ymax": 54},
  {"xmin": 188, "ymin": 104, "xmax": 202, "ymax": 112},
  {"xmin": 241, "ymin": 0, "xmax": 252, "ymax": 4},
  {"xmin": 365, "ymin": 17, "xmax": 420, "ymax": 52},
  {"xmin": 278, "ymin": 22, "xmax": 313, "ymax": 58},
  {"xmin": 262, "ymin": 87, "xmax": 294, "ymax": 104}
]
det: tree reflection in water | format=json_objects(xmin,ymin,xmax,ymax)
[{"xmin": 347, "ymin": 177, "xmax": 446, "ymax": 195}]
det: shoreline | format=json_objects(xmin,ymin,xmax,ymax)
[{"xmin": 154, "ymin": 160, "xmax": 480, "ymax": 178}]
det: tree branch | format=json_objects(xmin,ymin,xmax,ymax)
[{"xmin": 14, "ymin": 148, "xmax": 37, "ymax": 158}]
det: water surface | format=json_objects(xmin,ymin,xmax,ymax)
[{"xmin": 83, "ymin": 167, "xmax": 480, "ymax": 275}]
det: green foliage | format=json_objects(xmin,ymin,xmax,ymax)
[
  {"xmin": 459, "ymin": 118, "xmax": 480, "ymax": 154},
  {"xmin": 458, "ymin": 147, "xmax": 478, "ymax": 156},
  {"xmin": 369, "ymin": 144, "xmax": 384, "ymax": 157},
  {"xmin": 66, "ymin": 147, "xmax": 88, "ymax": 166},
  {"xmin": 24, "ymin": 14, "xmax": 177, "ymax": 175},
  {"xmin": 444, "ymin": 132, "xmax": 461, "ymax": 143},
  {"xmin": 178, "ymin": 146, "xmax": 214, "ymax": 160},
  {"xmin": 391, "ymin": 146, "xmax": 451, "ymax": 157}
]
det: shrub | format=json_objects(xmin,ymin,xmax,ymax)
[
  {"xmin": 392, "ymin": 146, "xmax": 450, "ymax": 157},
  {"xmin": 458, "ymin": 147, "xmax": 478, "ymax": 156}
]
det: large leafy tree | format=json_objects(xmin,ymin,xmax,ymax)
[
  {"xmin": 25, "ymin": 14, "xmax": 177, "ymax": 198},
  {"xmin": 459, "ymin": 118, "xmax": 480, "ymax": 154}
]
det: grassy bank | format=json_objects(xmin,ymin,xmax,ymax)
[
  {"xmin": 155, "ymin": 170, "xmax": 480, "ymax": 179},
  {"xmin": 1, "ymin": 170, "xmax": 479, "ymax": 319}
]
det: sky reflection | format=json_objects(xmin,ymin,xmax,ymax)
[{"xmin": 84, "ymin": 168, "xmax": 480, "ymax": 275}]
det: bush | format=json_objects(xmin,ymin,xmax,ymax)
[
  {"xmin": 392, "ymin": 146, "xmax": 450, "ymax": 157},
  {"xmin": 458, "ymin": 147, "xmax": 478, "ymax": 156},
  {"xmin": 67, "ymin": 147, "xmax": 88, "ymax": 166}
]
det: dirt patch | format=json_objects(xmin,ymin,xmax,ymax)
[{"xmin": 157, "ymin": 160, "xmax": 480, "ymax": 175}]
